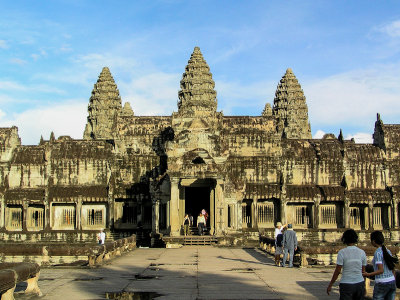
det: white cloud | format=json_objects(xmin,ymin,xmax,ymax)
[
  {"xmin": 0, "ymin": 100, "xmax": 87, "ymax": 145},
  {"xmin": 313, "ymin": 130, "xmax": 325, "ymax": 139},
  {"xmin": 304, "ymin": 63, "xmax": 400, "ymax": 128},
  {"xmin": 345, "ymin": 132, "xmax": 373, "ymax": 144},
  {"xmin": 9, "ymin": 58, "xmax": 27, "ymax": 65},
  {"xmin": 0, "ymin": 40, "xmax": 8, "ymax": 49},
  {"xmin": 120, "ymin": 72, "xmax": 180, "ymax": 115},
  {"xmin": 377, "ymin": 20, "xmax": 400, "ymax": 38},
  {"xmin": 0, "ymin": 80, "xmax": 65, "ymax": 94}
]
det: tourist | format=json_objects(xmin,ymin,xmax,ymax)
[
  {"xmin": 281, "ymin": 224, "xmax": 297, "ymax": 268},
  {"xmin": 326, "ymin": 229, "xmax": 367, "ymax": 298},
  {"xmin": 362, "ymin": 231, "xmax": 397, "ymax": 300},
  {"xmin": 197, "ymin": 212, "xmax": 206, "ymax": 236},
  {"xmin": 183, "ymin": 214, "xmax": 191, "ymax": 236},
  {"xmin": 201, "ymin": 209, "xmax": 208, "ymax": 224},
  {"xmin": 97, "ymin": 228, "xmax": 105, "ymax": 245},
  {"xmin": 274, "ymin": 222, "xmax": 286, "ymax": 266}
]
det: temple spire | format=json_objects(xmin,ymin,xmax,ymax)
[
  {"xmin": 272, "ymin": 68, "xmax": 312, "ymax": 139},
  {"xmin": 177, "ymin": 47, "xmax": 217, "ymax": 116},
  {"xmin": 83, "ymin": 67, "xmax": 123, "ymax": 140}
]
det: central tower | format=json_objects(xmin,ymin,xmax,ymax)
[{"xmin": 177, "ymin": 46, "xmax": 218, "ymax": 117}]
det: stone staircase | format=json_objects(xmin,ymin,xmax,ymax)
[{"xmin": 183, "ymin": 235, "xmax": 218, "ymax": 246}]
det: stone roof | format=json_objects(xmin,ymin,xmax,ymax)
[
  {"xmin": 49, "ymin": 185, "xmax": 108, "ymax": 201},
  {"xmin": 50, "ymin": 140, "xmax": 113, "ymax": 159},
  {"xmin": 245, "ymin": 183, "xmax": 280, "ymax": 199},
  {"xmin": 346, "ymin": 188, "xmax": 391, "ymax": 204},
  {"xmin": 4, "ymin": 188, "xmax": 45, "ymax": 202},
  {"xmin": 286, "ymin": 185, "xmax": 319, "ymax": 201},
  {"xmin": 11, "ymin": 146, "xmax": 46, "ymax": 164},
  {"xmin": 177, "ymin": 47, "xmax": 217, "ymax": 116},
  {"xmin": 319, "ymin": 185, "xmax": 345, "ymax": 201},
  {"xmin": 272, "ymin": 68, "xmax": 312, "ymax": 139}
]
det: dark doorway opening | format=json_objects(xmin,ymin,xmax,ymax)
[{"xmin": 185, "ymin": 186, "xmax": 210, "ymax": 227}]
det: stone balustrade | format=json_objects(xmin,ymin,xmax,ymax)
[
  {"xmin": 87, "ymin": 235, "xmax": 136, "ymax": 267},
  {"xmin": 0, "ymin": 235, "xmax": 136, "ymax": 266},
  {"xmin": 0, "ymin": 262, "xmax": 41, "ymax": 300}
]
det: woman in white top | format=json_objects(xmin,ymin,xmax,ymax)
[
  {"xmin": 362, "ymin": 231, "xmax": 397, "ymax": 300},
  {"xmin": 197, "ymin": 213, "xmax": 206, "ymax": 236},
  {"xmin": 274, "ymin": 222, "xmax": 286, "ymax": 266},
  {"xmin": 327, "ymin": 229, "xmax": 367, "ymax": 299}
]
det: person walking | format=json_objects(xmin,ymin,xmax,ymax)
[
  {"xmin": 274, "ymin": 222, "xmax": 286, "ymax": 266},
  {"xmin": 362, "ymin": 231, "xmax": 398, "ymax": 300},
  {"xmin": 327, "ymin": 229, "xmax": 367, "ymax": 299},
  {"xmin": 97, "ymin": 228, "xmax": 105, "ymax": 245},
  {"xmin": 197, "ymin": 212, "xmax": 205, "ymax": 236},
  {"xmin": 183, "ymin": 214, "xmax": 191, "ymax": 236},
  {"xmin": 281, "ymin": 224, "xmax": 297, "ymax": 268}
]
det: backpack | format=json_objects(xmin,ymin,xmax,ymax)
[{"xmin": 276, "ymin": 233, "xmax": 283, "ymax": 247}]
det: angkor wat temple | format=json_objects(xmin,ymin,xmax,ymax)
[{"xmin": 1, "ymin": 47, "xmax": 399, "ymax": 245}]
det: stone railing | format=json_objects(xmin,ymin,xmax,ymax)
[
  {"xmin": 0, "ymin": 235, "xmax": 136, "ymax": 266},
  {"xmin": 0, "ymin": 262, "xmax": 41, "ymax": 300},
  {"xmin": 87, "ymin": 235, "xmax": 136, "ymax": 267}
]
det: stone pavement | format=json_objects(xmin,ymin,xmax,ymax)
[{"xmin": 15, "ymin": 246, "xmax": 339, "ymax": 300}]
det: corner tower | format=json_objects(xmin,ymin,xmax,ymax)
[
  {"xmin": 83, "ymin": 67, "xmax": 123, "ymax": 140},
  {"xmin": 177, "ymin": 47, "xmax": 217, "ymax": 117},
  {"xmin": 272, "ymin": 68, "xmax": 312, "ymax": 139}
]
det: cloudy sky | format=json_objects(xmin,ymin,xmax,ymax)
[{"xmin": 0, "ymin": 1, "xmax": 399, "ymax": 144}]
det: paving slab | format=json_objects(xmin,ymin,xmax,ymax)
[{"xmin": 14, "ymin": 246, "xmax": 340, "ymax": 299}]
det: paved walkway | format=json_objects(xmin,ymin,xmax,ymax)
[{"xmin": 16, "ymin": 246, "xmax": 339, "ymax": 300}]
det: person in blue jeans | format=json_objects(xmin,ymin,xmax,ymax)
[
  {"xmin": 327, "ymin": 229, "xmax": 367, "ymax": 299},
  {"xmin": 281, "ymin": 224, "xmax": 297, "ymax": 268},
  {"xmin": 363, "ymin": 231, "xmax": 398, "ymax": 300}
]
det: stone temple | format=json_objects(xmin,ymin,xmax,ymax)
[{"xmin": 0, "ymin": 46, "xmax": 399, "ymax": 245}]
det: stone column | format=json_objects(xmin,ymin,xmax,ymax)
[
  {"xmin": 152, "ymin": 200, "xmax": 160, "ymax": 234},
  {"xmin": 368, "ymin": 202, "xmax": 374, "ymax": 230},
  {"xmin": 214, "ymin": 179, "xmax": 224, "ymax": 235},
  {"xmin": 313, "ymin": 199, "xmax": 320, "ymax": 229},
  {"xmin": 169, "ymin": 178, "xmax": 180, "ymax": 236},
  {"xmin": 210, "ymin": 188, "xmax": 215, "ymax": 235},
  {"xmin": 0, "ymin": 198, "xmax": 4, "ymax": 228},
  {"xmin": 280, "ymin": 200, "xmax": 287, "ymax": 225},
  {"xmin": 22, "ymin": 202, "xmax": 27, "ymax": 231},
  {"xmin": 344, "ymin": 201, "xmax": 350, "ymax": 228},
  {"xmin": 392, "ymin": 201, "xmax": 398, "ymax": 228},
  {"xmin": 76, "ymin": 197, "xmax": 82, "ymax": 230},
  {"xmin": 252, "ymin": 198, "xmax": 258, "ymax": 229}
]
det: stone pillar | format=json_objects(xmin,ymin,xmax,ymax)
[
  {"xmin": 152, "ymin": 200, "xmax": 160, "ymax": 234},
  {"xmin": 76, "ymin": 197, "xmax": 82, "ymax": 230},
  {"xmin": 393, "ymin": 201, "xmax": 398, "ymax": 228},
  {"xmin": 368, "ymin": 203, "xmax": 374, "ymax": 230},
  {"xmin": 169, "ymin": 178, "xmax": 180, "ymax": 236},
  {"xmin": 313, "ymin": 199, "xmax": 320, "ymax": 229},
  {"xmin": 0, "ymin": 198, "xmax": 4, "ymax": 228},
  {"xmin": 252, "ymin": 198, "xmax": 258, "ymax": 229},
  {"xmin": 280, "ymin": 200, "xmax": 287, "ymax": 224},
  {"xmin": 22, "ymin": 202, "xmax": 28, "ymax": 231},
  {"xmin": 214, "ymin": 179, "xmax": 224, "ymax": 235},
  {"xmin": 210, "ymin": 188, "xmax": 215, "ymax": 235},
  {"xmin": 344, "ymin": 201, "xmax": 350, "ymax": 228}
]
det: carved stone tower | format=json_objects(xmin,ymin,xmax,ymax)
[
  {"xmin": 84, "ymin": 67, "xmax": 123, "ymax": 140},
  {"xmin": 177, "ymin": 47, "xmax": 217, "ymax": 117},
  {"xmin": 272, "ymin": 68, "xmax": 312, "ymax": 139}
]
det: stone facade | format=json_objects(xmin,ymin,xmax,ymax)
[{"xmin": 0, "ymin": 47, "xmax": 399, "ymax": 243}]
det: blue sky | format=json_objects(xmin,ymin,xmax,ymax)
[{"xmin": 0, "ymin": 1, "xmax": 400, "ymax": 144}]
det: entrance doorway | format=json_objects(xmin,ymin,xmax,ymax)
[{"xmin": 185, "ymin": 186, "xmax": 210, "ymax": 227}]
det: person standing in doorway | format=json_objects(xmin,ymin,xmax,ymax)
[
  {"xmin": 97, "ymin": 228, "xmax": 105, "ymax": 245},
  {"xmin": 281, "ymin": 224, "xmax": 297, "ymax": 268},
  {"xmin": 183, "ymin": 214, "xmax": 191, "ymax": 236},
  {"xmin": 197, "ymin": 212, "xmax": 205, "ymax": 236}
]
